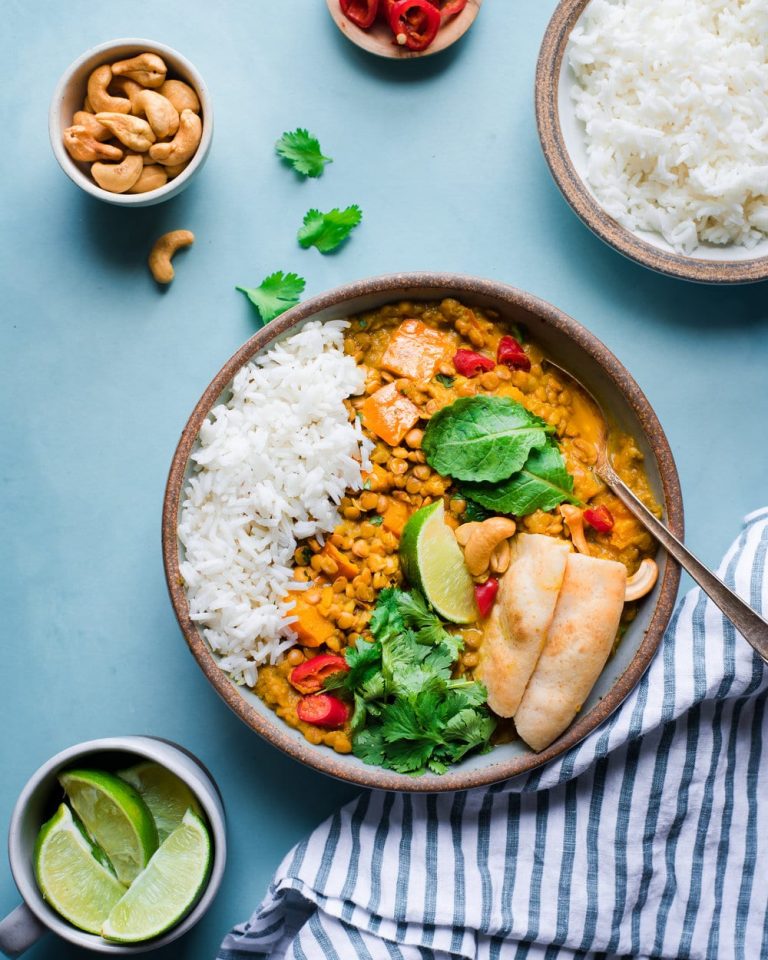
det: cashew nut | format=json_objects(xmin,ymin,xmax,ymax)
[
  {"xmin": 163, "ymin": 160, "xmax": 189, "ymax": 179},
  {"xmin": 110, "ymin": 76, "xmax": 143, "ymax": 107},
  {"xmin": 159, "ymin": 78, "xmax": 200, "ymax": 114},
  {"xmin": 148, "ymin": 230, "xmax": 195, "ymax": 284},
  {"xmin": 127, "ymin": 164, "xmax": 168, "ymax": 194},
  {"xmin": 82, "ymin": 95, "xmax": 94, "ymax": 113},
  {"xmin": 149, "ymin": 109, "xmax": 202, "ymax": 165},
  {"xmin": 132, "ymin": 89, "xmax": 179, "ymax": 139},
  {"xmin": 559, "ymin": 505, "xmax": 590, "ymax": 555},
  {"xmin": 87, "ymin": 65, "xmax": 131, "ymax": 114},
  {"xmin": 91, "ymin": 154, "xmax": 143, "ymax": 193},
  {"xmin": 94, "ymin": 112, "xmax": 156, "ymax": 152},
  {"xmin": 463, "ymin": 518, "xmax": 517, "ymax": 577},
  {"xmin": 111, "ymin": 52, "xmax": 167, "ymax": 88},
  {"xmin": 625, "ymin": 559, "xmax": 658, "ymax": 602},
  {"xmin": 455, "ymin": 522, "xmax": 481, "ymax": 547},
  {"xmin": 490, "ymin": 539, "xmax": 511, "ymax": 575},
  {"xmin": 73, "ymin": 111, "xmax": 110, "ymax": 142},
  {"xmin": 63, "ymin": 126, "xmax": 123, "ymax": 163}
]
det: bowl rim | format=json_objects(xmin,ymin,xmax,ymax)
[
  {"xmin": 535, "ymin": 0, "xmax": 768, "ymax": 285},
  {"xmin": 325, "ymin": 0, "xmax": 483, "ymax": 59},
  {"xmin": 48, "ymin": 37, "xmax": 212, "ymax": 206},
  {"xmin": 161, "ymin": 272, "xmax": 683, "ymax": 792}
]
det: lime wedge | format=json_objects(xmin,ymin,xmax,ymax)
[
  {"xmin": 118, "ymin": 762, "xmax": 202, "ymax": 842},
  {"xmin": 59, "ymin": 769, "xmax": 158, "ymax": 886},
  {"xmin": 400, "ymin": 500, "xmax": 478, "ymax": 624},
  {"xmin": 101, "ymin": 809, "xmax": 212, "ymax": 943},
  {"xmin": 34, "ymin": 804, "xmax": 125, "ymax": 934}
]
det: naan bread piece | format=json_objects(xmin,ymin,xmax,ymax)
[
  {"xmin": 477, "ymin": 534, "xmax": 571, "ymax": 718},
  {"xmin": 514, "ymin": 553, "xmax": 627, "ymax": 753}
]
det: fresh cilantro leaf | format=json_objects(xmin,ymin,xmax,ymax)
[
  {"xmin": 298, "ymin": 205, "xmax": 362, "ymax": 254},
  {"xmin": 369, "ymin": 515, "xmax": 384, "ymax": 526},
  {"xmin": 462, "ymin": 499, "xmax": 493, "ymax": 523},
  {"xmin": 423, "ymin": 396, "xmax": 553, "ymax": 484},
  {"xmin": 275, "ymin": 128, "xmax": 332, "ymax": 178},
  {"xmin": 236, "ymin": 271, "xmax": 305, "ymax": 326},
  {"xmin": 380, "ymin": 698, "xmax": 428, "ymax": 744},
  {"xmin": 461, "ymin": 440, "xmax": 579, "ymax": 517},
  {"xmin": 354, "ymin": 728, "xmax": 386, "ymax": 767},
  {"xmin": 435, "ymin": 373, "xmax": 455, "ymax": 388},
  {"xmin": 384, "ymin": 738, "xmax": 436, "ymax": 775},
  {"xmin": 325, "ymin": 636, "xmax": 382, "ymax": 695}
]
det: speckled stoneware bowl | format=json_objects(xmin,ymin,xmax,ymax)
[
  {"xmin": 162, "ymin": 274, "xmax": 683, "ymax": 792},
  {"xmin": 536, "ymin": 0, "xmax": 768, "ymax": 284},
  {"xmin": 49, "ymin": 38, "xmax": 213, "ymax": 208},
  {"xmin": 326, "ymin": 0, "xmax": 483, "ymax": 59}
]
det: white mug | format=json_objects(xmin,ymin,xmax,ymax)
[{"xmin": 0, "ymin": 736, "xmax": 227, "ymax": 956}]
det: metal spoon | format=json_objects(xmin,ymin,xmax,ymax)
[{"xmin": 545, "ymin": 361, "xmax": 768, "ymax": 662}]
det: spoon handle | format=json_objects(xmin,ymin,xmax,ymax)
[{"xmin": 599, "ymin": 465, "xmax": 768, "ymax": 663}]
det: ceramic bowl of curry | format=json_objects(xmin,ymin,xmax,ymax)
[{"xmin": 162, "ymin": 273, "xmax": 683, "ymax": 792}]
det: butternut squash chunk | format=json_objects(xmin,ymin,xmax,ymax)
[
  {"xmin": 382, "ymin": 500, "xmax": 410, "ymax": 536},
  {"xmin": 323, "ymin": 542, "xmax": 359, "ymax": 579},
  {"xmin": 289, "ymin": 593, "xmax": 335, "ymax": 647},
  {"xmin": 380, "ymin": 319, "xmax": 451, "ymax": 381},
  {"xmin": 362, "ymin": 382, "xmax": 421, "ymax": 446}
]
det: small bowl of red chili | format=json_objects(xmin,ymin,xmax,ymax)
[{"xmin": 326, "ymin": 0, "xmax": 483, "ymax": 58}]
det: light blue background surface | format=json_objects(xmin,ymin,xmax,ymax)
[{"xmin": 2, "ymin": 2, "xmax": 768, "ymax": 957}]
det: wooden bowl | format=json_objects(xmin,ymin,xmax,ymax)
[
  {"xmin": 536, "ymin": 0, "xmax": 768, "ymax": 283},
  {"xmin": 326, "ymin": 0, "xmax": 482, "ymax": 59},
  {"xmin": 162, "ymin": 273, "xmax": 683, "ymax": 793}
]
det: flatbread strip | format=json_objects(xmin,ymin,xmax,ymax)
[
  {"xmin": 477, "ymin": 534, "xmax": 571, "ymax": 718},
  {"xmin": 514, "ymin": 552, "xmax": 627, "ymax": 753}
]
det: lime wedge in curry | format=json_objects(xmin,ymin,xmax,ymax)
[
  {"xmin": 118, "ymin": 762, "xmax": 202, "ymax": 843},
  {"xmin": 101, "ymin": 809, "xmax": 211, "ymax": 943},
  {"xmin": 400, "ymin": 500, "xmax": 478, "ymax": 624},
  {"xmin": 59, "ymin": 769, "xmax": 158, "ymax": 886},
  {"xmin": 34, "ymin": 803, "xmax": 125, "ymax": 934}
]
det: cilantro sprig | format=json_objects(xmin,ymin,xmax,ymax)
[
  {"xmin": 327, "ymin": 588, "xmax": 496, "ymax": 775},
  {"xmin": 276, "ymin": 128, "xmax": 332, "ymax": 178},
  {"xmin": 298, "ymin": 205, "xmax": 362, "ymax": 254},
  {"xmin": 236, "ymin": 271, "xmax": 305, "ymax": 326}
]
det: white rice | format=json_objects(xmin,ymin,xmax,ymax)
[
  {"xmin": 568, "ymin": 0, "xmax": 768, "ymax": 253},
  {"xmin": 178, "ymin": 320, "xmax": 372, "ymax": 686}
]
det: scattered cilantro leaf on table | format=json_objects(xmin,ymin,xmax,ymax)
[
  {"xmin": 235, "ymin": 271, "xmax": 305, "ymax": 326},
  {"xmin": 329, "ymin": 587, "xmax": 496, "ymax": 776},
  {"xmin": 461, "ymin": 440, "xmax": 580, "ymax": 517},
  {"xmin": 298, "ymin": 205, "xmax": 362, "ymax": 253},
  {"xmin": 275, "ymin": 128, "xmax": 333, "ymax": 178}
]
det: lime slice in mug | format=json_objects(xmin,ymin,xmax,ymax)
[
  {"xmin": 34, "ymin": 804, "xmax": 125, "ymax": 934},
  {"xmin": 118, "ymin": 762, "xmax": 202, "ymax": 842},
  {"xmin": 59, "ymin": 769, "xmax": 158, "ymax": 885},
  {"xmin": 101, "ymin": 809, "xmax": 212, "ymax": 943},
  {"xmin": 400, "ymin": 500, "xmax": 478, "ymax": 624}
]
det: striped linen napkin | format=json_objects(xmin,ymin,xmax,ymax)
[{"xmin": 218, "ymin": 508, "xmax": 768, "ymax": 960}]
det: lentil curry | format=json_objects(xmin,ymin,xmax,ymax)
[{"xmin": 255, "ymin": 299, "xmax": 659, "ymax": 760}]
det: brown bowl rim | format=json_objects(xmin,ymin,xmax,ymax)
[
  {"xmin": 162, "ymin": 272, "xmax": 683, "ymax": 792},
  {"xmin": 325, "ymin": 0, "xmax": 483, "ymax": 60},
  {"xmin": 536, "ymin": 0, "xmax": 768, "ymax": 285}
]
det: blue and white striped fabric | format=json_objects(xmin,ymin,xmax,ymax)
[{"xmin": 218, "ymin": 508, "xmax": 768, "ymax": 960}]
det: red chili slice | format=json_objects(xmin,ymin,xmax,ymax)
[
  {"xmin": 453, "ymin": 349, "xmax": 495, "ymax": 378},
  {"xmin": 584, "ymin": 505, "xmax": 615, "ymax": 534},
  {"xmin": 289, "ymin": 654, "xmax": 349, "ymax": 695},
  {"xmin": 474, "ymin": 577, "xmax": 499, "ymax": 618},
  {"xmin": 497, "ymin": 336, "xmax": 531, "ymax": 372},
  {"xmin": 340, "ymin": 0, "xmax": 380, "ymax": 29},
  {"xmin": 389, "ymin": 0, "xmax": 441, "ymax": 50},
  {"xmin": 297, "ymin": 693, "xmax": 350, "ymax": 729},
  {"xmin": 428, "ymin": 0, "xmax": 467, "ymax": 17}
]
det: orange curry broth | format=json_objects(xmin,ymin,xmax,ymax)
[{"xmin": 255, "ymin": 299, "xmax": 659, "ymax": 753}]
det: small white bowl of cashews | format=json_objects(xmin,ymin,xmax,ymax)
[{"xmin": 49, "ymin": 38, "xmax": 213, "ymax": 207}]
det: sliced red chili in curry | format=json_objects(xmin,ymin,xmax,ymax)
[
  {"xmin": 584, "ymin": 505, "xmax": 615, "ymax": 533},
  {"xmin": 289, "ymin": 654, "xmax": 349, "ymax": 695},
  {"xmin": 340, "ymin": 0, "xmax": 380, "ymax": 29},
  {"xmin": 474, "ymin": 577, "xmax": 499, "ymax": 618},
  {"xmin": 453, "ymin": 349, "xmax": 495, "ymax": 377},
  {"xmin": 496, "ymin": 335, "xmax": 532, "ymax": 372},
  {"xmin": 388, "ymin": 0, "xmax": 441, "ymax": 50},
  {"xmin": 297, "ymin": 693, "xmax": 350, "ymax": 729}
]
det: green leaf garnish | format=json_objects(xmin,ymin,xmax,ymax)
[
  {"xmin": 462, "ymin": 441, "xmax": 578, "ymax": 517},
  {"xmin": 275, "ymin": 128, "xmax": 332, "ymax": 178},
  {"xmin": 369, "ymin": 515, "xmax": 384, "ymax": 526},
  {"xmin": 422, "ymin": 396, "xmax": 552, "ymax": 484},
  {"xmin": 435, "ymin": 373, "xmax": 455, "ymax": 388},
  {"xmin": 298, "ymin": 205, "xmax": 362, "ymax": 254},
  {"xmin": 236, "ymin": 271, "xmax": 305, "ymax": 326}
]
